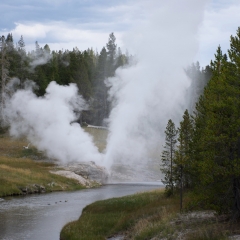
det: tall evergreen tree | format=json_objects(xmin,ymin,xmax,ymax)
[
  {"xmin": 192, "ymin": 32, "xmax": 240, "ymax": 216},
  {"xmin": 92, "ymin": 47, "xmax": 108, "ymax": 125},
  {"xmin": 0, "ymin": 35, "xmax": 10, "ymax": 125},
  {"xmin": 175, "ymin": 109, "xmax": 194, "ymax": 189},
  {"xmin": 16, "ymin": 35, "xmax": 29, "ymax": 88},
  {"xmin": 174, "ymin": 110, "xmax": 194, "ymax": 209},
  {"xmin": 35, "ymin": 41, "xmax": 42, "ymax": 58},
  {"xmin": 18, "ymin": 35, "xmax": 25, "ymax": 50},
  {"xmin": 160, "ymin": 119, "xmax": 178, "ymax": 196},
  {"xmin": 6, "ymin": 33, "xmax": 14, "ymax": 51},
  {"xmin": 49, "ymin": 51, "xmax": 59, "ymax": 83},
  {"xmin": 58, "ymin": 50, "xmax": 71, "ymax": 85},
  {"xmin": 106, "ymin": 32, "xmax": 117, "ymax": 77},
  {"xmin": 227, "ymin": 27, "xmax": 240, "ymax": 218}
]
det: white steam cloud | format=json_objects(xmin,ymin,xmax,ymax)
[
  {"xmin": 5, "ymin": 81, "xmax": 103, "ymax": 164},
  {"xmin": 103, "ymin": 0, "xmax": 208, "ymax": 170},
  {"xmin": 4, "ymin": 0, "xmax": 208, "ymax": 178},
  {"xmin": 29, "ymin": 50, "xmax": 52, "ymax": 69}
]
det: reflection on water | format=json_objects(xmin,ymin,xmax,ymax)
[{"xmin": 0, "ymin": 183, "xmax": 163, "ymax": 240}]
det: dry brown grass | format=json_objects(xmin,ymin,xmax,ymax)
[
  {"xmin": 0, "ymin": 164, "xmax": 32, "ymax": 174},
  {"xmin": 0, "ymin": 135, "xmax": 25, "ymax": 154},
  {"xmin": 0, "ymin": 135, "xmax": 84, "ymax": 197}
]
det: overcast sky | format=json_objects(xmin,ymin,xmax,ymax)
[{"xmin": 1, "ymin": 0, "xmax": 240, "ymax": 67}]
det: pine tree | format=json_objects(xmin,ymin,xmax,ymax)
[
  {"xmin": 174, "ymin": 110, "xmax": 194, "ymax": 209},
  {"xmin": 192, "ymin": 33, "xmax": 240, "ymax": 215},
  {"xmin": 92, "ymin": 47, "xmax": 108, "ymax": 124},
  {"xmin": 35, "ymin": 41, "xmax": 42, "ymax": 58},
  {"xmin": 160, "ymin": 119, "xmax": 178, "ymax": 196},
  {"xmin": 84, "ymin": 49, "xmax": 97, "ymax": 86},
  {"xmin": 18, "ymin": 35, "xmax": 25, "ymax": 50},
  {"xmin": 176, "ymin": 110, "xmax": 194, "ymax": 188},
  {"xmin": 49, "ymin": 51, "xmax": 59, "ymax": 83},
  {"xmin": 191, "ymin": 46, "xmax": 230, "ymax": 212},
  {"xmin": 227, "ymin": 27, "xmax": 240, "ymax": 219},
  {"xmin": 17, "ymin": 35, "xmax": 28, "ymax": 88},
  {"xmin": 0, "ymin": 35, "xmax": 10, "ymax": 125},
  {"xmin": 106, "ymin": 32, "xmax": 117, "ymax": 77},
  {"xmin": 58, "ymin": 50, "xmax": 71, "ymax": 85},
  {"xmin": 6, "ymin": 33, "xmax": 14, "ymax": 51}
]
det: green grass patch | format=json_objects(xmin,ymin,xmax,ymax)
[
  {"xmin": 60, "ymin": 189, "xmax": 179, "ymax": 240},
  {"xmin": 60, "ymin": 189, "xmax": 240, "ymax": 240},
  {"xmin": 0, "ymin": 135, "xmax": 84, "ymax": 197}
]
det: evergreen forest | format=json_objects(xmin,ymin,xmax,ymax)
[
  {"xmin": 161, "ymin": 27, "xmax": 240, "ymax": 219},
  {"xmin": 0, "ymin": 32, "xmax": 129, "ymax": 126}
]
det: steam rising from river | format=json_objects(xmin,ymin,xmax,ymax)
[{"xmin": 4, "ymin": 0, "xmax": 208, "ymax": 177}]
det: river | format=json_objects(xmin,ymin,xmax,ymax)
[{"xmin": 0, "ymin": 183, "xmax": 163, "ymax": 240}]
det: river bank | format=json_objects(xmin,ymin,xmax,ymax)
[
  {"xmin": 60, "ymin": 189, "xmax": 240, "ymax": 240},
  {"xmin": 0, "ymin": 135, "xmax": 106, "ymax": 197},
  {"xmin": 0, "ymin": 184, "xmax": 161, "ymax": 240}
]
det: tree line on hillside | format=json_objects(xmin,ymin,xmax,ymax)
[
  {"xmin": 0, "ymin": 31, "xmax": 212, "ymax": 129},
  {"xmin": 161, "ymin": 27, "xmax": 240, "ymax": 219},
  {"xmin": 0, "ymin": 32, "xmax": 130, "ymax": 126}
]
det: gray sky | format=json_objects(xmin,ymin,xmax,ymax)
[{"xmin": 1, "ymin": 0, "xmax": 240, "ymax": 67}]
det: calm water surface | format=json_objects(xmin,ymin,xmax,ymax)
[{"xmin": 0, "ymin": 183, "xmax": 162, "ymax": 240}]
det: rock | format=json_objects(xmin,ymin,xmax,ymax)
[
  {"xmin": 50, "ymin": 170, "xmax": 91, "ymax": 186},
  {"xmin": 229, "ymin": 236, "xmax": 240, "ymax": 240},
  {"xmin": 20, "ymin": 187, "xmax": 28, "ymax": 193},
  {"xmin": 61, "ymin": 162, "xmax": 108, "ymax": 184},
  {"xmin": 47, "ymin": 182, "xmax": 55, "ymax": 187},
  {"xmin": 34, "ymin": 184, "xmax": 45, "ymax": 192},
  {"xmin": 19, "ymin": 184, "xmax": 46, "ymax": 194},
  {"xmin": 107, "ymin": 235, "xmax": 125, "ymax": 240}
]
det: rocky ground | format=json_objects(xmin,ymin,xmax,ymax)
[
  {"xmin": 51, "ymin": 161, "xmax": 109, "ymax": 187},
  {"xmin": 51, "ymin": 159, "xmax": 160, "ymax": 187},
  {"xmin": 107, "ymin": 211, "xmax": 240, "ymax": 240}
]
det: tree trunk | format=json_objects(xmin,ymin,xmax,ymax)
[
  {"xmin": 233, "ymin": 177, "xmax": 240, "ymax": 220},
  {"xmin": 180, "ymin": 164, "xmax": 183, "ymax": 212}
]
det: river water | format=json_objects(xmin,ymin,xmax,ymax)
[{"xmin": 0, "ymin": 183, "xmax": 162, "ymax": 240}]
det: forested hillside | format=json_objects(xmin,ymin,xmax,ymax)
[
  {"xmin": 161, "ymin": 27, "xmax": 240, "ymax": 219},
  {"xmin": 0, "ymin": 30, "xmax": 213, "ymax": 130},
  {"xmin": 0, "ymin": 32, "xmax": 129, "ymax": 126}
]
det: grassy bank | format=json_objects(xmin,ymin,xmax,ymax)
[
  {"xmin": 0, "ymin": 135, "xmax": 84, "ymax": 197},
  {"xmin": 60, "ymin": 189, "xmax": 240, "ymax": 240}
]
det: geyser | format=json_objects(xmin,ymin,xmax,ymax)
[
  {"xmin": 5, "ymin": 81, "xmax": 103, "ymax": 165},
  {"xmin": 103, "ymin": 0, "xmax": 209, "ymax": 173},
  {"xmin": 4, "ymin": 0, "xmax": 209, "ymax": 181}
]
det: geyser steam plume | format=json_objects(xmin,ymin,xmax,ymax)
[
  {"xmin": 5, "ymin": 81, "xmax": 103, "ymax": 164},
  {"xmin": 103, "ymin": 0, "xmax": 208, "ymax": 170},
  {"xmin": 4, "ymin": 0, "xmax": 208, "ymax": 177}
]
